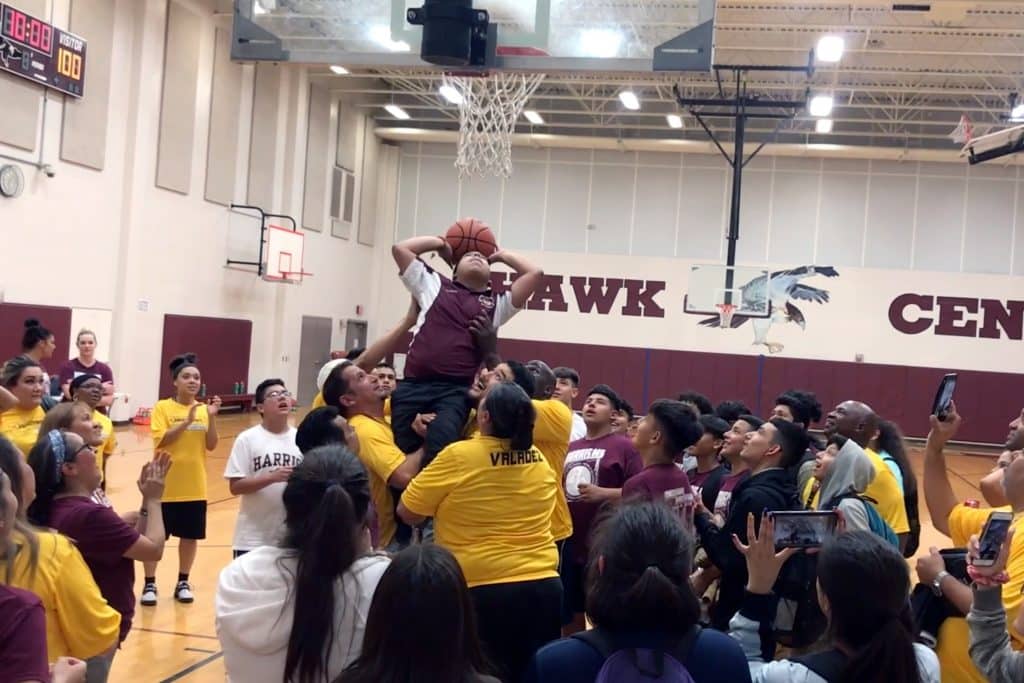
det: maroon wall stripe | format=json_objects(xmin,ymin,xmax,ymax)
[
  {"xmin": 0, "ymin": 302, "xmax": 72, "ymax": 375},
  {"xmin": 160, "ymin": 315, "xmax": 253, "ymax": 398}
]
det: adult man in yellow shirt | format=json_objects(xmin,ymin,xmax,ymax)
[
  {"xmin": 823, "ymin": 400, "xmax": 910, "ymax": 548},
  {"xmin": 322, "ymin": 361, "xmax": 423, "ymax": 551},
  {"xmin": 920, "ymin": 401, "xmax": 1024, "ymax": 683}
]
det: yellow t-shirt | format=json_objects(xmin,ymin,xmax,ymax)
[
  {"xmin": 0, "ymin": 405, "xmax": 45, "ymax": 457},
  {"xmin": 935, "ymin": 504, "xmax": 1024, "ymax": 683},
  {"xmin": 862, "ymin": 447, "xmax": 909, "ymax": 534},
  {"xmin": 8, "ymin": 530, "xmax": 121, "ymax": 661},
  {"xmin": 151, "ymin": 399, "xmax": 210, "ymax": 502},
  {"xmin": 801, "ymin": 476, "xmax": 816, "ymax": 507},
  {"xmin": 532, "ymin": 399, "xmax": 573, "ymax": 542},
  {"xmin": 402, "ymin": 435, "xmax": 558, "ymax": 588},
  {"xmin": 349, "ymin": 414, "xmax": 406, "ymax": 548},
  {"xmin": 92, "ymin": 409, "xmax": 117, "ymax": 480}
]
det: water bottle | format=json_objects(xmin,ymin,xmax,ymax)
[{"xmin": 239, "ymin": 381, "xmax": 246, "ymax": 394}]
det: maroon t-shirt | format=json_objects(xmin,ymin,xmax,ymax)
[
  {"xmin": 49, "ymin": 496, "xmax": 140, "ymax": 643},
  {"xmin": 563, "ymin": 433, "xmax": 642, "ymax": 564},
  {"xmin": 711, "ymin": 469, "xmax": 749, "ymax": 518},
  {"xmin": 0, "ymin": 585, "xmax": 49, "ymax": 682},
  {"xmin": 58, "ymin": 357, "xmax": 115, "ymax": 386},
  {"xmin": 623, "ymin": 462, "xmax": 693, "ymax": 502}
]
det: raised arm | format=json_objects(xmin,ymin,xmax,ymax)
[
  {"xmin": 923, "ymin": 401, "xmax": 962, "ymax": 538},
  {"xmin": 354, "ymin": 298, "xmax": 420, "ymax": 372},
  {"xmin": 392, "ymin": 235, "xmax": 451, "ymax": 274},
  {"xmin": 490, "ymin": 250, "xmax": 543, "ymax": 309}
]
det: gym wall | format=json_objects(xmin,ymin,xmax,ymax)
[
  {"xmin": 373, "ymin": 142, "xmax": 1024, "ymax": 442},
  {"xmin": 0, "ymin": 0, "xmax": 399, "ymax": 409}
]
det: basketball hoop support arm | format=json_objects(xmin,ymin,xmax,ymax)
[
  {"xmin": 226, "ymin": 204, "xmax": 298, "ymax": 276},
  {"xmin": 674, "ymin": 57, "xmax": 812, "ymax": 303}
]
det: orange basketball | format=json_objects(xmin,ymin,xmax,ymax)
[{"xmin": 445, "ymin": 218, "xmax": 498, "ymax": 261}]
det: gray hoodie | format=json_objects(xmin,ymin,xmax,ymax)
[
  {"xmin": 215, "ymin": 546, "xmax": 390, "ymax": 683},
  {"xmin": 815, "ymin": 440, "xmax": 876, "ymax": 533},
  {"xmin": 968, "ymin": 585, "xmax": 1024, "ymax": 682}
]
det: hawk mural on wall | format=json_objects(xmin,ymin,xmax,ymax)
[{"xmin": 697, "ymin": 265, "xmax": 840, "ymax": 354}]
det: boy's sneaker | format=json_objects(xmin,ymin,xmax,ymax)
[
  {"xmin": 140, "ymin": 583, "xmax": 158, "ymax": 606},
  {"xmin": 174, "ymin": 581, "xmax": 194, "ymax": 604}
]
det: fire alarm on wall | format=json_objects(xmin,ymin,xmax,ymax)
[{"xmin": 356, "ymin": 305, "xmax": 363, "ymax": 316}]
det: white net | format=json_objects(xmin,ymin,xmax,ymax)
[
  {"xmin": 443, "ymin": 71, "xmax": 545, "ymax": 178},
  {"xmin": 716, "ymin": 303, "xmax": 736, "ymax": 329},
  {"xmin": 949, "ymin": 114, "xmax": 974, "ymax": 145}
]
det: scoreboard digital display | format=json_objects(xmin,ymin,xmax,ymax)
[{"xmin": 0, "ymin": 3, "xmax": 86, "ymax": 98}]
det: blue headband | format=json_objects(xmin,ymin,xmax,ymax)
[{"xmin": 47, "ymin": 430, "xmax": 67, "ymax": 483}]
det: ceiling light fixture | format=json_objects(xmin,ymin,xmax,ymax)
[
  {"xmin": 666, "ymin": 114, "xmax": 683, "ymax": 129},
  {"xmin": 809, "ymin": 94, "xmax": 834, "ymax": 117},
  {"xmin": 816, "ymin": 35, "xmax": 845, "ymax": 63},
  {"xmin": 815, "ymin": 118, "xmax": 834, "ymax": 133},
  {"xmin": 384, "ymin": 104, "xmax": 410, "ymax": 120},
  {"xmin": 329, "ymin": 65, "xmax": 349, "ymax": 75},
  {"xmin": 524, "ymin": 110, "xmax": 544, "ymax": 125},
  {"xmin": 619, "ymin": 90, "xmax": 640, "ymax": 111}
]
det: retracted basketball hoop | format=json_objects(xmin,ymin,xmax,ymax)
[{"xmin": 716, "ymin": 303, "xmax": 736, "ymax": 329}]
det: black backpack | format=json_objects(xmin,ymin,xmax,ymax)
[{"xmin": 792, "ymin": 649, "xmax": 848, "ymax": 682}]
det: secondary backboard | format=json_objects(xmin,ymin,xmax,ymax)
[
  {"xmin": 684, "ymin": 263, "xmax": 771, "ymax": 318},
  {"xmin": 238, "ymin": 0, "xmax": 714, "ymax": 72},
  {"xmin": 264, "ymin": 225, "xmax": 311, "ymax": 284}
]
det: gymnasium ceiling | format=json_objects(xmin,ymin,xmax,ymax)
[{"xmin": 247, "ymin": 1, "xmax": 1024, "ymax": 151}]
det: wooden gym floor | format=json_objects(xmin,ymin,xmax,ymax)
[{"xmin": 99, "ymin": 411, "xmax": 997, "ymax": 682}]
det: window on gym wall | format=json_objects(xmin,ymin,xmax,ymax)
[{"xmin": 331, "ymin": 164, "xmax": 356, "ymax": 239}]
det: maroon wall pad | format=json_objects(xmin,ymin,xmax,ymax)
[
  {"xmin": 0, "ymin": 302, "xmax": 72, "ymax": 375},
  {"xmin": 160, "ymin": 315, "xmax": 253, "ymax": 398}
]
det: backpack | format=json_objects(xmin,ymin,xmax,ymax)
[
  {"xmin": 792, "ymin": 648, "xmax": 848, "ymax": 682},
  {"xmin": 572, "ymin": 626, "xmax": 701, "ymax": 683},
  {"xmin": 825, "ymin": 492, "xmax": 899, "ymax": 549}
]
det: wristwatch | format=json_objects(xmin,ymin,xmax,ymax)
[{"xmin": 932, "ymin": 570, "xmax": 951, "ymax": 596}]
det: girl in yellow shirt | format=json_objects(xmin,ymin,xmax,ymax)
[
  {"xmin": 0, "ymin": 433, "xmax": 120, "ymax": 662},
  {"xmin": 399, "ymin": 381, "xmax": 560, "ymax": 683},
  {"xmin": 143, "ymin": 353, "xmax": 221, "ymax": 606},
  {"xmin": 0, "ymin": 356, "xmax": 47, "ymax": 457}
]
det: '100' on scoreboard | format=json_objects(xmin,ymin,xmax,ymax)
[{"xmin": 0, "ymin": 3, "xmax": 86, "ymax": 97}]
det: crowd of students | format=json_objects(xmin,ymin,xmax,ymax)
[{"xmin": 2, "ymin": 238, "xmax": 1024, "ymax": 683}]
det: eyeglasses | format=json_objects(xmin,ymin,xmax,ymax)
[
  {"xmin": 264, "ymin": 390, "xmax": 292, "ymax": 400},
  {"xmin": 72, "ymin": 444, "xmax": 95, "ymax": 458}
]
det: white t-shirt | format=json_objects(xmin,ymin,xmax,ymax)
[
  {"xmin": 224, "ymin": 425, "xmax": 303, "ymax": 551},
  {"xmin": 570, "ymin": 412, "xmax": 587, "ymax": 442}
]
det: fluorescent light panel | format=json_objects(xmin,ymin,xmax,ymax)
[
  {"xmin": 384, "ymin": 104, "xmax": 410, "ymax": 120},
  {"xmin": 1011, "ymin": 103, "xmax": 1024, "ymax": 121},
  {"xmin": 524, "ymin": 110, "xmax": 544, "ymax": 125},
  {"xmin": 329, "ymin": 65, "xmax": 349, "ymax": 75},
  {"xmin": 619, "ymin": 90, "xmax": 640, "ymax": 110},
  {"xmin": 816, "ymin": 118, "xmax": 834, "ymax": 133},
  {"xmin": 666, "ymin": 114, "xmax": 683, "ymax": 129},
  {"xmin": 809, "ymin": 94, "xmax": 833, "ymax": 117},
  {"xmin": 816, "ymin": 35, "xmax": 845, "ymax": 62},
  {"xmin": 439, "ymin": 84, "xmax": 463, "ymax": 104}
]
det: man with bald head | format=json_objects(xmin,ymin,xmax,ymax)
[{"xmin": 822, "ymin": 400, "xmax": 910, "ymax": 550}]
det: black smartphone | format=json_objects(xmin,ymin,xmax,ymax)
[
  {"xmin": 931, "ymin": 373, "xmax": 958, "ymax": 420},
  {"xmin": 768, "ymin": 510, "xmax": 838, "ymax": 549}
]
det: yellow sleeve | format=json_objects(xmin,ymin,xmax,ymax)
[
  {"xmin": 801, "ymin": 477, "xmax": 815, "ymax": 506},
  {"xmin": 947, "ymin": 504, "xmax": 1003, "ymax": 547},
  {"xmin": 311, "ymin": 392, "xmax": 326, "ymax": 409},
  {"xmin": 361, "ymin": 424, "xmax": 407, "ymax": 483},
  {"xmin": 401, "ymin": 443, "xmax": 462, "ymax": 518},
  {"xmin": 150, "ymin": 401, "xmax": 169, "ymax": 447},
  {"xmin": 532, "ymin": 400, "xmax": 571, "ymax": 444},
  {"xmin": 54, "ymin": 537, "xmax": 121, "ymax": 658}
]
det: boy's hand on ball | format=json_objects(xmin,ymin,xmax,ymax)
[{"xmin": 435, "ymin": 236, "xmax": 454, "ymax": 265}]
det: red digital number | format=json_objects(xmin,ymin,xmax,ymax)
[
  {"xmin": 12, "ymin": 9, "xmax": 27, "ymax": 42},
  {"xmin": 40, "ymin": 24, "xmax": 52, "ymax": 52},
  {"xmin": 29, "ymin": 18, "xmax": 40, "ymax": 48}
]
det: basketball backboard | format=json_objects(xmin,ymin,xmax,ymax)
[
  {"xmin": 237, "ymin": 0, "xmax": 714, "ymax": 72},
  {"xmin": 264, "ymin": 225, "xmax": 311, "ymax": 284},
  {"xmin": 683, "ymin": 263, "xmax": 771, "ymax": 318}
]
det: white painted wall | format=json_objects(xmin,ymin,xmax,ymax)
[{"xmin": 0, "ymin": 0, "xmax": 397, "ymax": 410}]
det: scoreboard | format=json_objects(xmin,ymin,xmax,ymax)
[{"xmin": 0, "ymin": 3, "xmax": 86, "ymax": 97}]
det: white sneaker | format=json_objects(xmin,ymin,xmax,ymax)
[
  {"xmin": 174, "ymin": 581, "xmax": 194, "ymax": 604},
  {"xmin": 140, "ymin": 583, "xmax": 157, "ymax": 606}
]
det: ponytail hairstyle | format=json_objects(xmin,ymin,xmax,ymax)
[
  {"xmin": 21, "ymin": 318, "xmax": 52, "ymax": 353},
  {"xmin": 26, "ymin": 430, "xmax": 86, "ymax": 527},
  {"xmin": 0, "ymin": 435, "xmax": 39, "ymax": 582},
  {"xmin": 339, "ymin": 545, "xmax": 493, "ymax": 683},
  {"xmin": 482, "ymin": 381, "xmax": 536, "ymax": 451},
  {"xmin": 280, "ymin": 445, "xmax": 371, "ymax": 683},
  {"xmin": 585, "ymin": 501, "xmax": 701, "ymax": 636},
  {"xmin": 817, "ymin": 531, "xmax": 922, "ymax": 683},
  {"xmin": 168, "ymin": 352, "xmax": 199, "ymax": 379}
]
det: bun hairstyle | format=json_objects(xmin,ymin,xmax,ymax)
[
  {"xmin": 21, "ymin": 318, "xmax": 52, "ymax": 352},
  {"xmin": 483, "ymin": 382, "xmax": 536, "ymax": 451},
  {"xmin": 169, "ymin": 353, "xmax": 199, "ymax": 379}
]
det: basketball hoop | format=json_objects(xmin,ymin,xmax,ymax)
[
  {"xmin": 949, "ymin": 114, "xmax": 974, "ymax": 145},
  {"xmin": 443, "ymin": 70, "xmax": 544, "ymax": 178},
  {"xmin": 716, "ymin": 303, "xmax": 736, "ymax": 329}
]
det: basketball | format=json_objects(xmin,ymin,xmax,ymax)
[{"xmin": 445, "ymin": 218, "xmax": 499, "ymax": 262}]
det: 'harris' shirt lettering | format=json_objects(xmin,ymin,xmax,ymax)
[
  {"xmin": 251, "ymin": 452, "xmax": 302, "ymax": 472},
  {"xmin": 489, "ymin": 449, "xmax": 545, "ymax": 467}
]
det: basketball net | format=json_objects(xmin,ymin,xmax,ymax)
[
  {"xmin": 949, "ymin": 114, "xmax": 974, "ymax": 145},
  {"xmin": 716, "ymin": 303, "xmax": 736, "ymax": 329},
  {"xmin": 443, "ymin": 71, "xmax": 545, "ymax": 178}
]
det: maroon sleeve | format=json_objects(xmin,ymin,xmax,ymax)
[
  {"xmin": 98, "ymin": 361, "xmax": 114, "ymax": 384},
  {"xmin": 599, "ymin": 438, "xmax": 643, "ymax": 488},
  {"xmin": 0, "ymin": 588, "xmax": 50, "ymax": 683},
  {"xmin": 77, "ymin": 506, "xmax": 141, "ymax": 561},
  {"xmin": 57, "ymin": 360, "xmax": 76, "ymax": 386}
]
